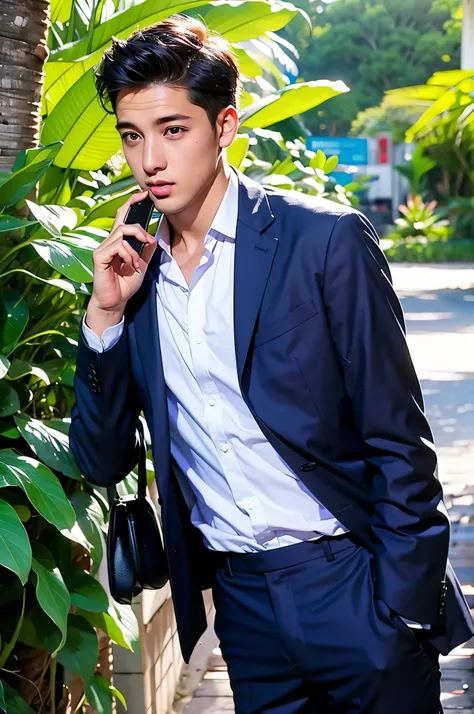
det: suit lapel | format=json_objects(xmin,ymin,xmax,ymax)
[
  {"xmin": 132, "ymin": 249, "xmax": 170, "ymax": 498},
  {"xmin": 232, "ymin": 169, "xmax": 278, "ymax": 381}
]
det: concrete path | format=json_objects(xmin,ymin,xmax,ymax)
[{"xmin": 180, "ymin": 263, "xmax": 474, "ymax": 714}]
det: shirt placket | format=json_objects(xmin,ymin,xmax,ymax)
[{"xmin": 187, "ymin": 238, "xmax": 269, "ymax": 540}]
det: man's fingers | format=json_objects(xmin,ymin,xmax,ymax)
[
  {"xmin": 121, "ymin": 239, "xmax": 143, "ymax": 270},
  {"xmin": 139, "ymin": 237, "xmax": 158, "ymax": 265},
  {"xmin": 94, "ymin": 225, "xmax": 154, "ymax": 266}
]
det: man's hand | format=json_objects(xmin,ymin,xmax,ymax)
[{"xmin": 86, "ymin": 190, "xmax": 157, "ymax": 338}]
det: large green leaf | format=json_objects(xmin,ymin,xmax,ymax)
[
  {"xmin": 0, "ymin": 383, "xmax": 20, "ymax": 417},
  {"xmin": 77, "ymin": 608, "xmax": 136, "ymax": 651},
  {"xmin": 18, "ymin": 604, "xmax": 62, "ymax": 653},
  {"xmin": 43, "ymin": 60, "xmax": 92, "ymax": 116},
  {"xmin": 31, "ymin": 239, "xmax": 94, "ymax": 283},
  {"xmin": 427, "ymin": 70, "xmax": 474, "ymax": 87},
  {"xmin": 0, "ymin": 270, "xmax": 76, "ymax": 296},
  {"xmin": 24, "ymin": 200, "xmax": 78, "ymax": 238},
  {"xmin": 63, "ymin": 492, "xmax": 105, "ymax": 574},
  {"xmin": 227, "ymin": 135, "xmax": 250, "ymax": 170},
  {"xmin": 0, "ymin": 144, "xmax": 62, "ymax": 209},
  {"xmin": 239, "ymin": 80, "xmax": 349, "ymax": 128},
  {"xmin": 64, "ymin": 569, "xmax": 109, "ymax": 612},
  {"xmin": 8, "ymin": 357, "xmax": 73, "ymax": 384},
  {"xmin": 0, "ymin": 356, "xmax": 9, "ymax": 379},
  {"xmin": 191, "ymin": 1, "xmax": 310, "ymax": 43},
  {"xmin": 0, "ymin": 500, "xmax": 31, "ymax": 584},
  {"xmin": 406, "ymin": 87, "xmax": 470, "ymax": 143},
  {"xmin": 232, "ymin": 46, "xmax": 262, "ymax": 80},
  {"xmin": 80, "ymin": 187, "xmax": 139, "ymax": 226},
  {"xmin": 85, "ymin": 673, "xmax": 126, "ymax": 714},
  {"xmin": 0, "ymin": 679, "xmax": 5, "ymax": 714},
  {"xmin": 56, "ymin": 613, "xmax": 98, "ymax": 684},
  {"xmin": 385, "ymin": 85, "xmax": 447, "ymax": 107},
  {"xmin": 2, "ymin": 682, "xmax": 34, "ymax": 714},
  {"xmin": 0, "ymin": 290, "xmax": 29, "ymax": 355},
  {"xmin": 50, "ymin": 0, "xmax": 74, "ymax": 23},
  {"xmin": 0, "ymin": 215, "xmax": 37, "ymax": 233},
  {"xmin": 31, "ymin": 542, "xmax": 70, "ymax": 654},
  {"xmin": 109, "ymin": 602, "xmax": 140, "ymax": 652},
  {"xmin": 0, "ymin": 451, "xmax": 76, "ymax": 530},
  {"xmin": 0, "ymin": 421, "xmax": 19, "ymax": 439},
  {"xmin": 41, "ymin": 69, "xmax": 121, "ymax": 171},
  {"xmin": 14, "ymin": 414, "xmax": 81, "ymax": 480}
]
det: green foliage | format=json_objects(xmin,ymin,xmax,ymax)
[
  {"xmin": 282, "ymin": 0, "xmax": 461, "ymax": 136},
  {"xmin": 386, "ymin": 70, "xmax": 474, "ymax": 228},
  {"xmin": 385, "ymin": 237, "xmax": 474, "ymax": 261},
  {"xmin": 394, "ymin": 144, "xmax": 437, "ymax": 194},
  {"xmin": 350, "ymin": 100, "xmax": 421, "ymax": 144},
  {"xmin": 236, "ymin": 130, "xmax": 368, "ymax": 207},
  {"xmin": 391, "ymin": 193, "xmax": 450, "ymax": 240}
]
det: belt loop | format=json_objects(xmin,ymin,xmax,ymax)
[
  {"xmin": 226, "ymin": 556, "xmax": 234, "ymax": 578},
  {"xmin": 321, "ymin": 539, "xmax": 335, "ymax": 563}
]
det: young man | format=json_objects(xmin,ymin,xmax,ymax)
[{"xmin": 70, "ymin": 13, "xmax": 474, "ymax": 714}]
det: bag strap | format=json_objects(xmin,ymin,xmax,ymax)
[{"xmin": 107, "ymin": 419, "xmax": 147, "ymax": 505}]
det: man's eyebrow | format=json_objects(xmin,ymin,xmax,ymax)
[{"xmin": 115, "ymin": 114, "xmax": 193, "ymax": 130}]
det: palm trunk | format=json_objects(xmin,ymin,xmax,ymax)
[{"xmin": 0, "ymin": 0, "xmax": 50, "ymax": 173}]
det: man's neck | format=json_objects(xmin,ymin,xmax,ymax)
[{"xmin": 167, "ymin": 165, "xmax": 231, "ymax": 256}]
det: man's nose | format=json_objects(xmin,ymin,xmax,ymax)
[{"xmin": 142, "ymin": 142, "xmax": 166, "ymax": 174}]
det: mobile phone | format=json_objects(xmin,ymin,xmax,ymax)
[{"xmin": 123, "ymin": 194, "xmax": 155, "ymax": 256}]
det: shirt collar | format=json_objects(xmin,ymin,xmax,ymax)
[{"xmin": 155, "ymin": 167, "xmax": 238, "ymax": 256}]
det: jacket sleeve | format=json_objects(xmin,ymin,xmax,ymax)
[
  {"xmin": 322, "ymin": 210, "xmax": 449, "ymax": 623},
  {"xmin": 69, "ymin": 316, "xmax": 141, "ymax": 488}
]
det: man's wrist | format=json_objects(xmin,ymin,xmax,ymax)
[{"xmin": 85, "ymin": 299, "xmax": 125, "ymax": 340}]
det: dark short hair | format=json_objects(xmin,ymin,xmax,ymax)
[{"xmin": 94, "ymin": 13, "xmax": 241, "ymax": 131}]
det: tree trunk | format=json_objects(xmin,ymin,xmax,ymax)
[{"xmin": 0, "ymin": 0, "xmax": 50, "ymax": 173}]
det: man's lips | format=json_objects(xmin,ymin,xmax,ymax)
[{"xmin": 149, "ymin": 183, "xmax": 174, "ymax": 196}]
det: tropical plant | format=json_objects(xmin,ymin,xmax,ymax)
[
  {"xmin": 394, "ymin": 143, "xmax": 437, "ymax": 195},
  {"xmin": 385, "ymin": 237, "xmax": 474, "ymax": 262},
  {"xmin": 0, "ymin": 145, "xmax": 140, "ymax": 713},
  {"xmin": 389, "ymin": 192, "xmax": 450, "ymax": 240},
  {"xmin": 385, "ymin": 70, "xmax": 474, "ymax": 202}
]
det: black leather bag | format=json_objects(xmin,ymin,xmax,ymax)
[{"xmin": 106, "ymin": 421, "xmax": 169, "ymax": 604}]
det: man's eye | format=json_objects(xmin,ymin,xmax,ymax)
[
  {"xmin": 165, "ymin": 127, "xmax": 184, "ymax": 136},
  {"xmin": 122, "ymin": 132, "xmax": 139, "ymax": 142}
]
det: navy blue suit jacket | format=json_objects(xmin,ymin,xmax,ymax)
[{"xmin": 70, "ymin": 167, "xmax": 474, "ymax": 662}]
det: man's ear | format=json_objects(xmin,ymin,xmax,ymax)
[{"xmin": 218, "ymin": 106, "xmax": 239, "ymax": 148}]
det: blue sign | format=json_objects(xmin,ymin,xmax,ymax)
[{"xmin": 306, "ymin": 137, "xmax": 368, "ymax": 166}]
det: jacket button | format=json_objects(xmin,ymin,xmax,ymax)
[{"xmin": 300, "ymin": 462, "xmax": 318, "ymax": 472}]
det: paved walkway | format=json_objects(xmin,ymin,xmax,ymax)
[{"xmin": 180, "ymin": 263, "xmax": 474, "ymax": 714}]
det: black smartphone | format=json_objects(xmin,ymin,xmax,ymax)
[{"xmin": 123, "ymin": 194, "xmax": 155, "ymax": 256}]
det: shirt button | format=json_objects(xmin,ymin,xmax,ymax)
[
  {"xmin": 248, "ymin": 500, "xmax": 256, "ymax": 510},
  {"xmin": 196, "ymin": 336, "xmax": 203, "ymax": 344},
  {"xmin": 208, "ymin": 398, "xmax": 216, "ymax": 407},
  {"xmin": 219, "ymin": 443, "xmax": 229, "ymax": 453}
]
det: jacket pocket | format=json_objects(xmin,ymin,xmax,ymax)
[{"xmin": 254, "ymin": 299, "xmax": 318, "ymax": 348}]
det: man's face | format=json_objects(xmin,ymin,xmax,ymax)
[{"xmin": 115, "ymin": 83, "xmax": 237, "ymax": 215}]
